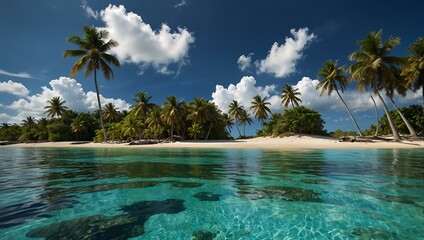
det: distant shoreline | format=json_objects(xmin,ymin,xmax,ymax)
[{"xmin": 3, "ymin": 135, "xmax": 424, "ymax": 150}]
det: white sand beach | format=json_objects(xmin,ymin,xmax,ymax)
[{"xmin": 3, "ymin": 135, "xmax": 424, "ymax": 150}]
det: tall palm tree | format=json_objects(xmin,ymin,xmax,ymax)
[
  {"xmin": 131, "ymin": 92, "xmax": 155, "ymax": 119},
  {"xmin": 281, "ymin": 84, "xmax": 302, "ymax": 108},
  {"xmin": 250, "ymin": 95, "xmax": 272, "ymax": 127},
  {"xmin": 228, "ymin": 100, "xmax": 244, "ymax": 138},
  {"xmin": 402, "ymin": 37, "xmax": 424, "ymax": 113},
  {"xmin": 103, "ymin": 102, "xmax": 119, "ymax": 123},
  {"xmin": 64, "ymin": 26, "xmax": 121, "ymax": 141},
  {"xmin": 348, "ymin": 30, "xmax": 403, "ymax": 141},
  {"xmin": 161, "ymin": 96, "xmax": 186, "ymax": 140},
  {"xmin": 239, "ymin": 109, "xmax": 253, "ymax": 137},
  {"xmin": 44, "ymin": 96, "xmax": 68, "ymax": 118},
  {"xmin": 71, "ymin": 117, "xmax": 85, "ymax": 141},
  {"xmin": 317, "ymin": 60, "xmax": 364, "ymax": 136}
]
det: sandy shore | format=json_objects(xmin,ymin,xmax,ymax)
[{"xmin": 3, "ymin": 135, "xmax": 424, "ymax": 150}]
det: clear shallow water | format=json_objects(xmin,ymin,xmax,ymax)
[{"xmin": 0, "ymin": 148, "xmax": 423, "ymax": 239}]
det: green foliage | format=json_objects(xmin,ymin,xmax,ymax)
[
  {"xmin": 260, "ymin": 107, "xmax": 325, "ymax": 136},
  {"xmin": 368, "ymin": 105, "xmax": 424, "ymax": 135},
  {"xmin": 330, "ymin": 129, "xmax": 357, "ymax": 138},
  {"xmin": 47, "ymin": 122, "xmax": 72, "ymax": 141},
  {"xmin": 0, "ymin": 124, "xmax": 22, "ymax": 141}
]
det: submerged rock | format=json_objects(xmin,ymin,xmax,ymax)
[
  {"xmin": 192, "ymin": 230, "xmax": 216, "ymax": 240},
  {"xmin": 350, "ymin": 227, "xmax": 398, "ymax": 239},
  {"xmin": 193, "ymin": 192, "xmax": 221, "ymax": 201},
  {"xmin": 26, "ymin": 199, "xmax": 186, "ymax": 239},
  {"xmin": 26, "ymin": 215, "xmax": 143, "ymax": 240},
  {"xmin": 237, "ymin": 186, "xmax": 321, "ymax": 202},
  {"xmin": 167, "ymin": 181, "xmax": 203, "ymax": 188}
]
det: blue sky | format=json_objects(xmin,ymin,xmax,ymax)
[{"xmin": 0, "ymin": 0, "xmax": 423, "ymax": 136}]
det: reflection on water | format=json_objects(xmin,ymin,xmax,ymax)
[{"xmin": 0, "ymin": 147, "xmax": 423, "ymax": 239}]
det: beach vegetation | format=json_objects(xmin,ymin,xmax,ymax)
[
  {"xmin": 228, "ymin": 100, "xmax": 244, "ymax": 138},
  {"xmin": 64, "ymin": 26, "xmax": 121, "ymax": 142}
]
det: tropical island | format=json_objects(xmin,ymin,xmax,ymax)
[{"xmin": 1, "ymin": 28, "xmax": 423, "ymax": 149}]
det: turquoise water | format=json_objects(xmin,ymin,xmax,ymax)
[{"xmin": 0, "ymin": 148, "xmax": 423, "ymax": 239}]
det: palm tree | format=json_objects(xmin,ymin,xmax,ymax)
[
  {"xmin": 221, "ymin": 113, "xmax": 234, "ymax": 135},
  {"xmin": 71, "ymin": 117, "xmax": 85, "ymax": 141},
  {"xmin": 44, "ymin": 96, "xmax": 68, "ymax": 118},
  {"xmin": 188, "ymin": 123, "xmax": 202, "ymax": 140},
  {"xmin": 122, "ymin": 115, "xmax": 143, "ymax": 141},
  {"xmin": 239, "ymin": 109, "xmax": 253, "ymax": 137},
  {"xmin": 187, "ymin": 97, "xmax": 210, "ymax": 125},
  {"xmin": 228, "ymin": 100, "xmax": 244, "ymax": 137},
  {"xmin": 22, "ymin": 116, "xmax": 35, "ymax": 133},
  {"xmin": 64, "ymin": 26, "xmax": 121, "ymax": 141},
  {"xmin": 131, "ymin": 92, "xmax": 155, "ymax": 119},
  {"xmin": 161, "ymin": 96, "xmax": 186, "ymax": 141},
  {"xmin": 250, "ymin": 95, "xmax": 272, "ymax": 127},
  {"xmin": 348, "ymin": 30, "xmax": 403, "ymax": 141},
  {"xmin": 146, "ymin": 106, "xmax": 164, "ymax": 139},
  {"xmin": 402, "ymin": 37, "xmax": 424, "ymax": 113},
  {"xmin": 281, "ymin": 84, "xmax": 302, "ymax": 108},
  {"xmin": 35, "ymin": 118, "xmax": 49, "ymax": 141},
  {"xmin": 317, "ymin": 60, "xmax": 364, "ymax": 136},
  {"xmin": 103, "ymin": 102, "xmax": 119, "ymax": 123}
]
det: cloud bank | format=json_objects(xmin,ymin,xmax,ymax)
[
  {"xmin": 211, "ymin": 76, "xmax": 421, "ymax": 119},
  {"xmin": 2, "ymin": 77, "xmax": 130, "ymax": 124},
  {"xmin": 99, "ymin": 4, "xmax": 195, "ymax": 74}
]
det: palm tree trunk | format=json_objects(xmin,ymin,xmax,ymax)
[
  {"xmin": 205, "ymin": 123, "xmax": 212, "ymax": 140},
  {"xmin": 370, "ymin": 94, "xmax": 379, "ymax": 136},
  {"xmin": 376, "ymin": 91, "xmax": 401, "ymax": 141},
  {"xmin": 389, "ymin": 97, "xmax": 418, "ymax": 137},
  {"xmin": 335, "ymin": 89, "xmax": 364, "ymax": 136},
  {"xmin": 235, "ymin": 122, "xmax": 242, "ymax": 138},
  {"xmin": 94, "ymin": 69, "xmax": 108, "ymax": 142}
]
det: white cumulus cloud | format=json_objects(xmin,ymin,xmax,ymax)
[
  {"xmin": 211, "ymin": 76, "xmax": 281, "ymax": 115},
  {"xmin": 99, "ymin": 4, "xmax": 195, "ymax": 74},
  {"xmin": 237, "ymin": 53, "xmax": 254, "ymax": 71},
  {"xmin": 4, "ymin": 77, "xmax": 130, "ymax": 123},
  {"xmin": 0, "ymin": 80, "xmax": 30, "ymax": 96},
  {"xmin": 257, "ymin": 28, "xmax": 316, "ymax": 78}
]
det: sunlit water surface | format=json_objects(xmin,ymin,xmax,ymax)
[{"xmin": 0, "ymin": 147, "xmax": 423, "ymax": 239}]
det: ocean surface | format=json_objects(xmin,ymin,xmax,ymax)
[{"xmin": 0, "ymin": 147, "xmax": 423, "ymax": 239}]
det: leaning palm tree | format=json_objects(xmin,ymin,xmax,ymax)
[
  {"xmin": 221, "ymin": 113, "xmax": 234, "ymax": 135},
  {"xmin": 348, "ymin": 30, "xmax": 403, "ymax": 141},
  {"xmin": 281, "ymin": 84, "xmax": 302, "ymax": 108},
  {"xmin": 22, "ymin": 116, "xmax": 36, "ymax": 133},
  {"xmin": 250, "ymin": 95, "xmax": 272, "ymax": 127},
  {"xmin": 103, "ymin": 102, "xmax": 119, "ymax": 123},
  {"xmin": 228, "ymin": 100, "xmax": 244, "ymax": 138},
  {"xmin": 161, "ymin": 96, "xmax": 186, "ymax": 141},
  {"xmin": 44, "ymin": 96, "xmax": 68, "ymax": 118},
  {"xmin": 317, "ymin": 60, "xmax": 364, "ymax": 136},
  {"xmin": 402, "ymin": 37, "xmax": 424, "ymax": 113},
  {"xmin": 64, "ymin": 26, "xmax": 121, "ymax": 141}
]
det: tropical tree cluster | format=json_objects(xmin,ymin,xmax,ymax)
[{"xmin": 315, "ymin": 30, "xmax": 423, "ymax": 140}]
